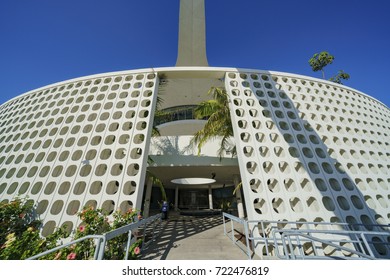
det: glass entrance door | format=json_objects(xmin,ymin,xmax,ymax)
[{"xmin": 179, "ymin": 189, "xmax": 208, "ymax": 210}]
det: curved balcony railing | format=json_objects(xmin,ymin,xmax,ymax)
[{"xmin": 153, "ymin": 105, "xmax": 206, "ymax": 126}]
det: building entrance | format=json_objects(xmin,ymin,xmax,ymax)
[{"xmin": 179, "ymin": 189, "xmax": 209, "ymax": 210}]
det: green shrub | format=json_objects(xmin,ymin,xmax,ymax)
[
  {"xmin": 0, "ymin": 197, "xmax": 40, "ymax": 246},
  {"xmin": 0, "ymin": 199, "xmax": 143, "ymax": 260}
]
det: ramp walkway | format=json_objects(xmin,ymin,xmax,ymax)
[{"xmin": 141, "ymin": 213, "xmax": 253, "ymax": 260}]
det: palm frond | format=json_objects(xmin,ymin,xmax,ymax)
[
  {"xmin": 146, "ymin": 170, "xmax": 167, "ymax": 201},
  {"xmin": 155, "ymin": 95, "xmax": 164, "ymax": 110},
  {"xmin": 190, "ymin": 86, "xmax": 235, "ymax": 158},
  {"xmin": 194, "ymin": 99, "xmax": 220, "ymax": 119},
  {"xmin": 233, "ymin": 182, "xmax": 242, "ymax": 195},
  {"xmin": 151, "ymin": 126, "xmax": 161, "ymax": 137}
]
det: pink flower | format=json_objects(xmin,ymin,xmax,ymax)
[
  {"xmin": 67, "ymin": 252, "xmax": 77, "ymax": 260},
  {"xmin": 79, "ymin": 225, "xmax": 85, "ymax": 232},
  {"xmin": 134, "ymin": 247, "xmax": 140, "ymax": 255}
]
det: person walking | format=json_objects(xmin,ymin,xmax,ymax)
[{"xmin": 161, "ymin": 201, "xmax": 169, "ymax": 220}]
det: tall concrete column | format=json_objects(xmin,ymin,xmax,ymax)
[
  {"xmin": 175, "ymin": 186, "xmax": 179, "ymax": 211},
  {"xmin": 143, "ymin": 176, "xmax": 154, "ymax": 218},
  {"xmin": 233, "ymin": 174, "xmax": 245, "ymax": 219},
  {"xmin": 176, "ymin": 0, "xmax": 208, "ymax": 66},
  {"xmin": 208, "ymin": 185, "xmax": 213, "ymax": 209}
]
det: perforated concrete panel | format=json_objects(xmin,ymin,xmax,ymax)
[
  {"xmin": 225, "ymin": 70, "xmax": 390, "ymax": 257},
  {"xmin": 0, "ymin": 70, "xmax": 158, "ymax": 236},
  {"xmin": 0, "ymin": 66, "xmax": 389, "ymax": 258}
]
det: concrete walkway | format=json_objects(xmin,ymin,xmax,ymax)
[{"xmin": 141, "ymin": 213, "xmax": 254, "ymax": 260}]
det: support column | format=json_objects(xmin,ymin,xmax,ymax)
[
  {"xmin": 208, "ymin": 185, "xmax": 213, "ymax": 209},
  {"xmin": 233, "ymin": 174, "xmax": 245, "ymax": 219},
  {"xmin": 175, "ymin": 186, "xmax": 179, "ymax": 211},
  {"xmin": 143, "ymin": 176, "xmax": 154, "ymax": 218}
]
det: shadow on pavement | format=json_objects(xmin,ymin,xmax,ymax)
[{"xmin": 141, "ymin": 214, "xmax": 241, "ymax": 260}]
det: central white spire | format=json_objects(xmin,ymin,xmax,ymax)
[{"xmin": 175, "ymin": 0, "xmax": 209, "ymax": 67}]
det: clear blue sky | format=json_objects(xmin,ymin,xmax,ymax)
[{"xmin": 1, "ymin": 0, "xmax": 389, "ymax": 107}]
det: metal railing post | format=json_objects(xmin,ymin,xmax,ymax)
[
  {"xmin": 94, "ymin": 237, "xmax": 103, "ymax": 260},
  {"xmin": 278, "ymin": 232, "xmax": 288, "ymax": 259},
  {"xmin": 287, "ymin": 235, "xmax": 296, "ymax": 260},
  {"xmin": 244, "ymin": 220, "xmax": 251, "ymax": 260},
  {"xmin": 124, "ymin": 230, "xmax": 133, "ymax": 260},
  {"xmin": 295, "ymin": 234, "xmax": 305, "ymax": 259},
  {"xmin": 97, "ymin": 236, "xmax": 106, "ymax": 260},
  {"xmin": 230, "ymin": 218, "xmax": 235, "ymax": 244},
  {"xmin": 223, "ymin": 213, "xmax": 227, "ymax": 236},
  {"xmin": 261, "ymin": 221, "xmax": 269, "ymax": 257},
  {"xmin": 151, "ymin": 219, "xmax": 157, "ymax": 242},
  {"xmin": 360, "ymin": 233, "xmax": 375, "ymax": 258}
]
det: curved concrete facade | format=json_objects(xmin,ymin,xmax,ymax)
[{"xmin": 0, "ymin": 67, "xmax": 389, "ymax": 257}]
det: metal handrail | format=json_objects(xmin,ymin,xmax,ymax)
[
  {"xmin": 221, "ymin": 214, "xmax": 390, "ymax": 260},
  {"xmin": 272, "ymin": 229, "xmax": 390, "ymax": 260},
  {"xmin": 250, "ymin": 221, "xmax": 390, "ymax": 260},
  {"xmin": 27, "ymin": 235, "xmax": 105, "ymax": 260},
  {"xmin": 28, "ymin": 213, "xmax": 162, "ymax": 260},
  {"xmin": 222, "ymin": 212, "xmax": 252, "ymax": 259},
  {"xmin": 247, "ymin": 219, "xmax": 390, "ymax": 232}
]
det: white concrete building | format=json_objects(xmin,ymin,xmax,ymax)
[{"xmin": 0, "ymin": 0, "xmax": 389, "ymax": 259}]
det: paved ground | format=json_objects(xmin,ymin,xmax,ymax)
[{"xmin": 141, "ymin": 213, "xmax": 256, "ymax": 260}]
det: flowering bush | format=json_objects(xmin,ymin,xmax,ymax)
[
  {"xmin": 0, "ymin": 197, "xmax": 40, "ymax": 246},
  {"xmin": 0, "ymin": 199, "xmax": 143, "ymax": 260},
  {"xmin": 128, "ymin": 238, "xmax": 143, "ymax": 260},
  {"xmin": 51, "ymin": 206, "xmax": 143, "ymax": 260},
  {"xmin": 0, "ymin": 198, "xmax": 69, "ymax": 260},
  {"xmin": 105, "ymin": 208, "xmax": 141, "ymax": 260}
]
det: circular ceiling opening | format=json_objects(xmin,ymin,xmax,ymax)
[{"xmin": 171, "ymin": 178, "xmax": 216, "ymax": 185}]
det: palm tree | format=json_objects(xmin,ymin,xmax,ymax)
[
  {"xmin": 191, "ymin": 86, "xmax": 245, "ymax": 218},
  {"xmin": 190, "ymin": 87, "xmax": 235, "ymax": 159}
]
